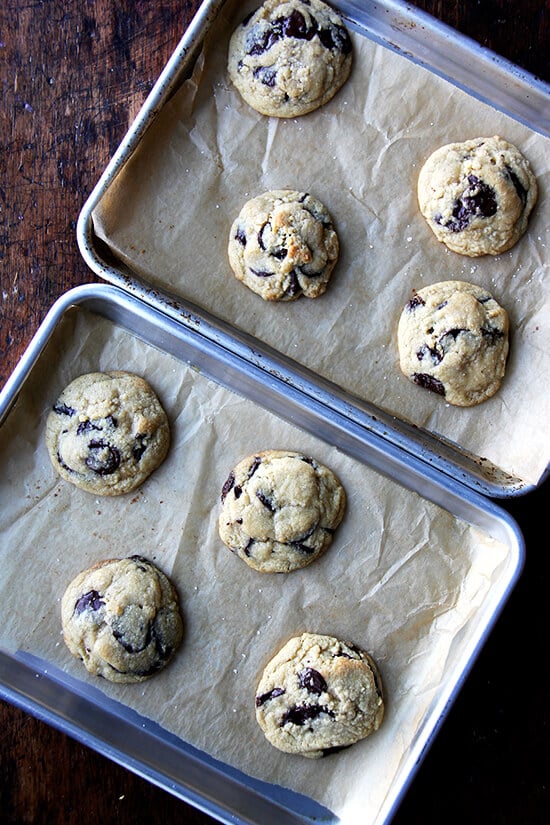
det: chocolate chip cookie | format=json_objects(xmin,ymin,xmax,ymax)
[
  {"xmin": 228, "ymin": 190, "xmax": 339, "ymax": 301},
  {"xmin": 228, "ymin": 0, "xmax": 353, "ymax": 118},
  {"xmin": 45, "ymin": 371, "xmax": 170, "ymax": 496},
  {"xmin": 61, "ymin": 556, "xmax": 184, "ymax": 683},
  {"xmin": 218, "ymin": 450, "xmax": 346, "ymax": 573},
  {"xmin": 417, "ymin": 136, "xmax": 538, "ymax": 256},
  {"xmin": 255, "ymin": 632, "xmax": 384, "ymax": 758},
  {"xmin": 397, "ymin": 280, "xmax": 510, "ymax": 407}
]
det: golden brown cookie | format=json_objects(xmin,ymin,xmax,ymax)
[
  {"xmin": 397, "ymin": 280, "xmax": 510, "ymax": 406},
  {"xmin": 417, "ymin": 136, "xmax": 537, "ymax": 256},
  {"xmin": 219, "ymin": 450, "xmax": 346, "ymax": 572},
  {"xmin": 255, "ymin": 632, "xmax": 384, "ymax": 758},
  {"xmin": 61, "ymin": 556, "xmax": 183, "ymax": 684},
  {"xmin": 45, "ymin": 371, "xmax": 170, "ymax": 496},
  {"xmin": 228, "ymin": 190, "xmax": 339, "ymax": 301},
  {"xmin": 227, "ymin": 0, "xmax": 353, "ymax": 118}
]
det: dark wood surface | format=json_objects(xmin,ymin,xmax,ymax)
[{"xmin": 1, "ymin": 2, "xmax": 548, "ymax": 823}]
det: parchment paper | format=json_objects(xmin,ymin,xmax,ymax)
[
  {"xmin": 0, "ymin": 308, "xmax": 514, "ymax": 822},
  {"xmin": 91, "ymin": 0, "xmax": 550, "ymax": 487}
]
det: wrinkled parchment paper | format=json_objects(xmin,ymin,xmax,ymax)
[
  {"xmin": 0, "ymin": 309, "xmax": 514, "ymax": 822},
  {"xmin": 91, "ymin": 0, "xmax": 550, "ymax": 487}
]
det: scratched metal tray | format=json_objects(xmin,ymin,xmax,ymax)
[
  {"xmin": 0, "ymin": 283, "xmax": 524, "ymax": 825},
  {"xmin": 75, "ymin": 0, "xmax": 549, "ymax": 499}
]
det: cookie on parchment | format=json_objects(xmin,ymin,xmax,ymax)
[
  {"xmin": 397, "ymin": 280, "xmax": 509, "ymax": 407},
  {"xmin": 219, "ymin": 450, "xmax": 346, "ymax": 573},
  {"xmin": 228, "ymin": 0, "xmax": 353, "ymax": 118},
  {"xmin": 61, "ymin": 556, "xmax": 184, "ymax": 683},
  {"xmin": 255, "ymin": 632, "xmax": 384, "ymax": 758},
  {"xmin": 417, "ymin": 136, "xmax": 538, "ymax": 256},
  {"xmin": 45, "ymin": 371, "xmax": 170, "ymax": 496},
  {"xmin": 228, "ymin": 190, "xmax": 339, "ymax": 301}
]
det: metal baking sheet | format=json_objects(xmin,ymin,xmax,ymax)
[
  {"xmin": 0, "ymin": 283, "xmax": 524, "ymax": 825},
  {"xmin": 75, "ymin": 0, "xmax": 550, "ymax": 498}
]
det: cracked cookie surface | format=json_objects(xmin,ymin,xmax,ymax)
[
  {"xmin": 45, "ymin": 371, "xmax": 170, "ymax": 496},
  {"xmin": 228, "ymin": 0, "xmax": 353, "ymax": 118},
  {"xmin": 228, "ymin": 189, "xmax": 339, "ymax": 301},
  {"xmin": 397, "ymin": 280, "xmax": 509, "ymax": 407},
  {"xmin": 218, "ymin": 450, "xmax": 346, "ymax": 572},
  {"xmin": 61, "ymin": 556, "xmax": 183, "ymax": 683},
  {"xmin": 255, "ymin": 632, "xmax": 384, "ymax": 758},
  {"xmin": 417, "ymin": 136, "xmax": 537, "ymax": 256}
]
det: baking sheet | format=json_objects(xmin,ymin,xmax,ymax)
[
  {"xmin": 0, "ymin": 300, "xmax": 519, "ymax": 823},
  {"xmin": 89, "ymin": 0, "xmax": 550, "ymax": 489}
]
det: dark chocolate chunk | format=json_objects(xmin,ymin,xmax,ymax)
[
  {"xmin": 74, "ymin": 590, "xmax": 104, "ymax": 615},
  {"xmin": 53, "ymin": 401, "xmax": 76, "ymax": 416},
  {"xmin": 439, "ymin": 328, "xmax": 465, "ymax": 341},
  {"xmin": 281, "ymin": 703, "xmax": 334, "ymax": 726},
  {"xmin": 85, "ymin": 440, "xmax": 121, "ymax": 475},
  {"xmin": 336, "ymin": 641, "xmax": 362, "ymax": 659},
  {"xmin": 289, "ymin": 525, "xmax": 316, "ymax": 554},
  {"xmin": 132, "ymin": 433, "xmax": 148, "ymax": 462},
  {"xmin": 256, "ymin": 686, "xmax": 285, "ymax": 707},
  {"xmin": 247, "ymin": 456, "xmax": 262, "ymax": 478},
  {"xmin": 412, "ymin": 373, "xmax": 446, "ymax": 396},
  {"xmin": 256, "ymin": 490, "xmax": 275, "ymax": 511},
  {"xmin": 406, "ymin": 294, "xmax": 425, "ymax": 312},
  {"xmin": 437, "ymin": 328, "xmax": 467, "ymax": 351},
  {"xmin": 285, "ymin": 271, "xmax": 301, "ymax": 297},
  {"xmin": 257, "ymin": 221, "xmax": 269, "ymax": 250},
  {"xmin": 459, "ymin": 175, "xmax": 497, "ymax": 217},
  {"xmin": 250, "ymin": 267, "xmax": 274, "ymax": 278},
  {"xmin": 246, "ymin": 23, "xmax": 280, "ymax": 56},
  {"xmin": 56, "ymin": 450, "xmax": 74, "ymax": 473},
  {"xmin": 253, "ymin": 65, "xmax": 277, "ymax": 86},
  {"xmin": 77, "ymin": 419, "xmax": 102, "ymax": 436},
  {"xmin": 293, "ymin": 525, "xmax": 316, "ymax": 542},
  {"xmin": 437, "ymin": 175, "xmax": 497, "ymax": 232},
  {"xmin": 294, "ymin": 263, "xmax": 324, "ymax": 278},
  {"xmin": 244, "ymin": 8, "xmax": 349, "ymax": 58},
  {"xmin": 505, "ymin": 165, "xmax": 528, "ymax": 205},
  {"xmin": 235, "ymin": 226, "xmax": 247, "ymax": 246},
  {"xmin": 290, "ymin": 541, "xmax": 316, "ymax": 554},
  {"xmin": 221, "ymin": 471, "xmax": 235, "ymax": 502},
  {"xmin": 281, "ymin": 10, "xmax": 313, "ymax": 41},
  {"xmin": 416, "ymin": 344, "xmax": 442, "ymax": 364},
  {"xmin": 298, "ymin": 667, "xmax": 327, "ymax": 695},
  {"xmin": 318, "ymin": 23, "xmax": 352, "ymax": 54}
]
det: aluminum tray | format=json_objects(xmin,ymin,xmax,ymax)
[
  {"xmin": 76, "ymin": 0, "xmax": 550, "ymax": 498},
  {"xmin": 0, "ymin": 283, "xmax": 524, "ymax": 825}
]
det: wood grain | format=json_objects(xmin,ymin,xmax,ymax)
[{"xmin": 1, "ymin": 2, "xmax": 548, "ymax": 823}]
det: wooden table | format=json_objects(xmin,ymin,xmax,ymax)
[{"xmin": 1, "ymin": 2, "xmax": 548, "ymax": 822}]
